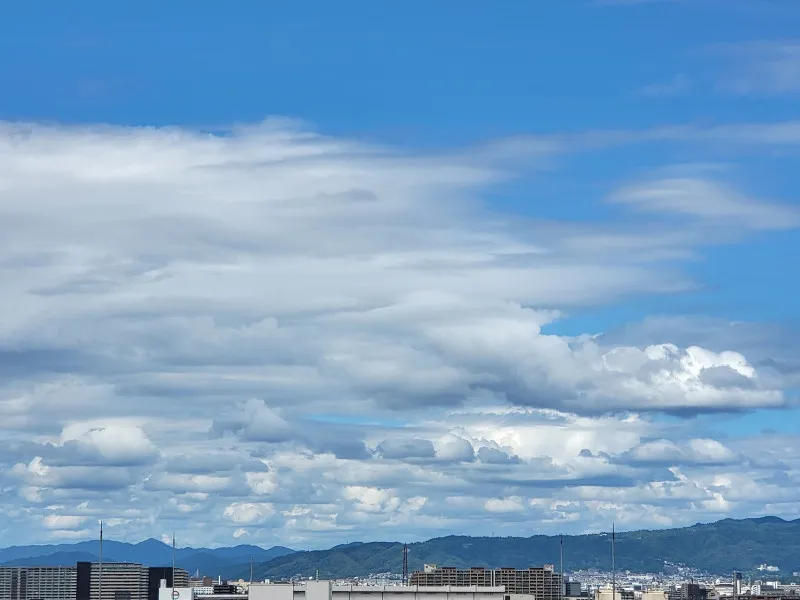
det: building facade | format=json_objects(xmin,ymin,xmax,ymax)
[
  {"xmin": 680, "ymin": 584, "xmax": 708, "ymax": 600},
  {"xmin": 411, "ymin": 565, "xmax": 563, "ymax": 600},
  {"xmin": 0, "ymin": 566, "xmax": 77, "ymax": 600},
  {"xmin": 565, "ymin": 581, "xmax": 583, "ymax": 597},
  {"xmin": 76, "ymin": 562, "xmax": 150, "ymax": 600},
  {"xmin": 249, "ymin": 581, "xmax": 529, "ymax": 600}
]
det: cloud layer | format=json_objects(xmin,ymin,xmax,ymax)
[{"xmin": 0, "ymin": 120, "xmax": 797, "ymax": 548}]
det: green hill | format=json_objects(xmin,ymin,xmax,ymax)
[{"xmin": 245, "ymin": 517, "xmax": 800, "ymax": 580}]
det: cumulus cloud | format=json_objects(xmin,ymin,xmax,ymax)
[
  {"xmin": 43, "ymin": 514, "xmax": 88, "ymax": 530},
  {"xmin": 223, "ymin": 502, "xmax": 276, "ymax": 525},
  {"xmin": 376, "ymin": 438, "xmax": 436, "ymax": 460},
  {"xmin": 484, "ymin": 496, "xmax": 527, "ymax": 513},
  {"xmin": 57, "ymin": 421, "xmax": 160, "ymax": 466},
  {"xmin": 211, "ymin": 400, "xmax": 292, "ymax": 444},
  {"xmin": 619, "ymin": 438, "xmax": 739, "ymax": 466},
  {"xmin": 0, "ymin": 119, "xmax": 796, "ymax": 547},
  {"xmin": 434, "ymin": 435, "xmax": 476, "ymax": 462}
]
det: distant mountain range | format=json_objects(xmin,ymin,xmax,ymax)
[
  {"xmin": 5, "ymin": 518, "xmax": 800, "ymax": 581},
  {"xmin": 243, "ymin": 517, "xmax": 800, "ymax": 580},
  {"xmin": 0, "ymin": 539, "xmax": 293, "ymax": 579}
]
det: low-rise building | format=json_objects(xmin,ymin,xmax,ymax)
[{"xmin": 249, "ymin": 580, "xmax": 533, "ymax": 600}]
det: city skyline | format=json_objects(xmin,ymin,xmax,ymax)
[{"xmin": 1, "ymin": 0, "xmax": 799, "ymax": 549}]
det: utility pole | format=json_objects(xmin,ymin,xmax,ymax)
[{"xmin": 250, "ymin": 557, "xmax": 254, "ymax": 584}]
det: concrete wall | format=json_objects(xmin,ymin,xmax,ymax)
[{"xmin": 251, "ymin": 583, "xmax": 294, "ymax": 600}]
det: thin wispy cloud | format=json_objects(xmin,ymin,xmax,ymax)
[
  {"xmin": 637, "ymin": 74, "xmax": 692, "ymax": 97},
  {"xmin": 591, "ymin": 0, "xmax": 679, "ymax": 6},
  {"xmin": 714, "ymin": 40, "xmax": 800, "ymax": 94},
  {"xmin": 611, "ymin": 177, "xmax": 800, "ymax": 231}
]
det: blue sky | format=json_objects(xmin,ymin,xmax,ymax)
[{"xmin": 0, "ymin": 0, "xmax": 799, "ymax": 548}]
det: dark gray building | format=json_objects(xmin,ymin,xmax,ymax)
[{"xmin": 76, "ymin": 562, "xmax": 149, "ymax": 600}]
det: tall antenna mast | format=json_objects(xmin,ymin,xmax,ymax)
[
  {"xmin": 560, "ymin": 535, "xmax": 564, "ymax": 600},
  {"xmin": 403, "ymin": 544, "xmax": 408, "ymax": 585},
  {"xmin": 172, "ymin": 533, "xmax": 176, "ymax": 590},
  {"xmin": 402, "ymin": 544, "xmax": 409, "ymax": 585},
  {"xmin": 99, "ymin": 521, "xmax": 103, "ymax": 600},
  {"xmin": 250, "ymin": 556, "xmax": 254, "ymax": 584},
  {"xmin": 611, "ymin": 523, "xmax": 616, "ymax": 600}
]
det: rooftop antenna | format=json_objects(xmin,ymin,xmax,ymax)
[
  {"xmin": 611, "ymin": 523, "xmax": 616, "ymax": 600},
  {"xmin": 99, "ymin": 520, "xmax": 103, "ymax": 600},
  {"xmin": 250, "ymin": 557, "xmax": 254, "ymax": 584},
  {"xmin": 402, "ymin": 544, "xmax": 409, "ymax": 585},
  {"xmin": 172, "ymin": 533, "xmax": 176, "ymax": 590}
]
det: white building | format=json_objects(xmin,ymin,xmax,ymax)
[
  {"xmin": 595, "ymin": 590, "xmax": 627, "ymax": 600},
  {"xmin": 158, "ymin": 587, "xmax": 194, "ymax": 600},
  {"xmin": 193, "ymin": 586, "xmax": 216, "ymax": 596},
  {"xmin": 249, "ymin": 580, "xmax": 531, "ymax": 600}
]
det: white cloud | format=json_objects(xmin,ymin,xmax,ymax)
[
  {"xmin": 223, "ymin": 502, "xmax": 276, "ymax": 525},
  {"xmin": 637, "ymin": 74, "xmax": 691, "ymax": 97},
  {"xmin": 342, "ymin": 486, "xmax": 402, "ymax": 514},
  {"xmin": 484, "ymin": 496, "xmax": 526, "ymax": 513},
  {"xmin": 611, "ymin": 177, "xmax": 800, "ymax": 230},
  {"xmin": 714, "ymin": 41, "xmax": 800, "ymax": 94},
  {"xmin": 59, "ymin": 421, "xmax": 160, "ymax": 466},
  {"xmin": 623, "ymin": 438, "xmax": 738, "ymax": 466},
  {"xmin": 43, "ymin": 514, "xmax": 87, "ymax": 530},
  {"xmin": 0, "ymin": 119, "xmax": 796, "ymax": 547}
]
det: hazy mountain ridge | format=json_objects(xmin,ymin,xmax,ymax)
[
  {"xmin": 0, "ymin": 539, "xmax": 293, "ymax": 578},
  {"xmin": 6, "ymin": 518, "xmax": 800, "ymax": 580},
  {"xmin": 244, "ymin": 517, "xmax": 800, "ymax": 579}
]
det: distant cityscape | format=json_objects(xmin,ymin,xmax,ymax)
[{"xmin": 4, "ymin": 559, "xmax": 800, "ymax": 600}]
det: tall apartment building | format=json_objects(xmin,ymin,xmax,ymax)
[
  {"xmin": 76, "ymin": 562, "xmax": 150, "ymax": 600},
  {"xmin": 0, "ymin": 566, "xmax": 77, "ymax": 600},
  {"xmin": 410, "ymin": 565, "xmax": 563, "ymax": 600}
]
